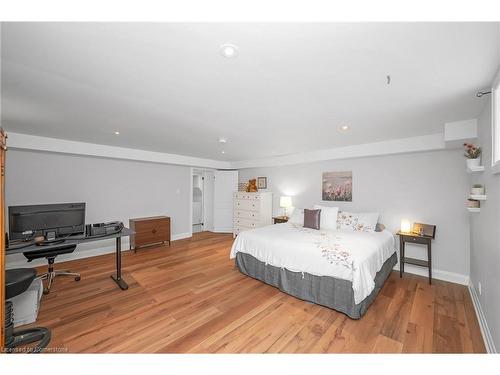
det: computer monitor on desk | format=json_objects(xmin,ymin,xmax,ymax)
[{"xmin": 9, "ymin": 202, "xmax": 86, "ymax": 241}]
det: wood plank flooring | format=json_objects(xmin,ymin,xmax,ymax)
[{"xmin": 26, "ymin": 232, "xmax": 485, "ymax": 353}]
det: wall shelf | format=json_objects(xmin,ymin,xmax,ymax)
[
  {"xmin": 467, "ymin": 207, "xmax": 481, "ymax": 213},
  {"xmin": 470, "ymin": 194, "xmax": 487, "ymax": 201},
  {"xmin": 467, "ymin": 166, "xmax": 485, "ymax": 173}
]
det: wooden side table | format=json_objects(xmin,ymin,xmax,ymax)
[
  {"xmin": 397, "ymin": 231, "xmax": 435, "ymax": 284},
  {"xmin": 273, "ymin": 216, "xmax": 289, "ymax": 224}
]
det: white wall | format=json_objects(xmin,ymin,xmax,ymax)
[
  {"xmin": 239, "ymin": 149, "xmax": 470, "ymax": 282},
  {"xmin": 469, "ymin": 98, "xmax": 500, "ymax": 352},
  {"xmin": 5, "ymin": 149, "xmax": 191, "ymax": 268}
]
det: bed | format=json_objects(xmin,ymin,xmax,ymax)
[{"xmin": 230, "ymin": 222, "xmax": 397, "ymax": 319}]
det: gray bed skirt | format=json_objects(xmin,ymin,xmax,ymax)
[{"xmin": 235, "ymin": 251, "xmax": 398, "ymax": 319}]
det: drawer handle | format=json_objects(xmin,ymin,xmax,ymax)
[{"xmin": 152, "ymin": 229, "xmax": 157, "ymax": 234}]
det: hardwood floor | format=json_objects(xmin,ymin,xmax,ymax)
[{"xmin": 27, "ymin": 232, "xmax": 485, "ymax": 353}]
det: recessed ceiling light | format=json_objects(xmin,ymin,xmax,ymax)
[
  {"xmin": 221, "ymin": 150, "xmax": 225, "ymax": 154},
  {"xmin": 114, "ymin": 131, "xmax": 120, "ymax": 135},
  {"xmin": 218, "ymin": 137, "xmax": 227, "ymax": 143},
  {"xmin": 220, "ymin": 44, "xmax": 238, "ymax": 58},
  {"xmin": 339, "ymin": 125, "xmax": 350, "ymax": 132}
]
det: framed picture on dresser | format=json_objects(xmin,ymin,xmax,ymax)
[{"xmin": 257, "ymin": 177, "xmax": 267, "ymax": 189}]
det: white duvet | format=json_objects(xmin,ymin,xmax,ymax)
[{"xmin": 230, "ymin": 223, "xmax": 396, "ymax": 304}]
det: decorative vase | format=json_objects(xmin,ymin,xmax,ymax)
[{"xmin": 467, "ymin": 158, "xmax": 480, "ymax": 168}]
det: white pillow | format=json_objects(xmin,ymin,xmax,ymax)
[
  {"xmin": 288, "ymin": 208, "xmax": 304, "ymax": 224},
  {"xmin": 337, "ymin": 211, "xmax": 379, "ymax": 232},
  {"xmin": 313, "ymin": 204, "xmax": 339, "ymax": 231}
]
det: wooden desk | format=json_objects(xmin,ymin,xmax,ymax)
[
  {"xmin": 6, "ymin": 228, "xmax": 133, "ymax": 291},
  {"xmin": 397, "ymin": 231, "xmax": 434, "ymax": 284}
]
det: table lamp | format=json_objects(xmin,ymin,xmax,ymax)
[
  {"xmin": 400, "ymin": 219, "xmax": 412, "ymax": 233},
  {"xmin": 280, "ymin": 196, "xmax": 292, "ymax": 218}
]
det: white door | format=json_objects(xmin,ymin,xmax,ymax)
[
  {"xmin": 203, "ymin": 170, "xmax": 215, "ymax": 232},
  {"xmin": 213, "ymin": 170, "xmax": 238, "ymax": 233}
]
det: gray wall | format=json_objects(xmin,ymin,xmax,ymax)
[
  {"xmin": 469, "ymin": 98, "xmax": 500, "ymax": 349},
  {"xmin": 5, "ymin": 149, "xmax": 191, "ymax": 267},
  {"xmin": 239, "ymin": 149, "xmax": 470, "ymax": 278}
]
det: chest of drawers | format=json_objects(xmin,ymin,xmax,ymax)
[
  {"xmin": 129, "ymin": 216, "xmax": 170, "ymax": 252},
  {"xmin": 233, "ymin": 192, "xmax": 273, "ymax": 237}
]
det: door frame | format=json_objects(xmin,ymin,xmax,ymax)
[{"xmin": 190, "ymin": 167, "xmax": 216, "ymax": 236}]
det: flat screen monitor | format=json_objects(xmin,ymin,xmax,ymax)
[{"xmin": 9, "ymin": 202, "xmax": 86, "ymax": 240}]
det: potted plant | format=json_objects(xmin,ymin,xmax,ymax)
[
  {"xmin": 464, "ymin": 143, "xmax": 481, "ymax": 168},
  {"xmin": 471, "ymin": 184, "xmax": 485, "ymax": 196}
]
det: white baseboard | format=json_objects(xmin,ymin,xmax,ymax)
[
  {"xmin": 171, "ymin": 232, "xmax": 192, "ymax": 241},
  {"xmin": 6, "ymin": 232, "xmax": 192, "ymax": 269},
  {"xmin": 393, "ymin": 263, "xmax": 469, "ymax": 285},
  {"xmin": 468, "ymin": 281, "xmax": 497, "ymax": 353},
  {"xmin": 212, "ymin": 228, "xmax": 232, "ymax": 233}
]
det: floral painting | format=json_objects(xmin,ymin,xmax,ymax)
[{"xmin": 322, "ymin": 171, "xmax": 352, "ymax": 201}]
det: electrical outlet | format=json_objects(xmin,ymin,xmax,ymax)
[{"xmin": 478, "ymin": 282, "xmax": 482, "ymax": 295}]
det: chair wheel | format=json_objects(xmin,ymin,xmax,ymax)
[
  {"xmin": 43, "ymin": 288, "xmax": 49, "ymax": 295},
  {"xmin": 75, "ymin": 276, "xmax": 81, "ymax": 281}
]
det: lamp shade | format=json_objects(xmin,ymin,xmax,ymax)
[
  {"xmin": 280, "ymin": 196, "xmax": 292, "ymax": 208},
  {"xmin": 400, "ymin": 219, "xmax": 412, "ymax": 233}
]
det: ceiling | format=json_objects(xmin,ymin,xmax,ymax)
[{"xmin": 1, "ymin": 22, "xmax": 499, "ymax": 162}]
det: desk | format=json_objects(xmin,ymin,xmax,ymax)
[{"xmin": 6, "ymin": 227, "xmax": 133, "ymax": 290}]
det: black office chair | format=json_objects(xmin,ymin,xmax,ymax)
[
  {"xmin": 5, "ymin": 268, "xmax": 51, "ymax": 353},
  {"xmin": 23, "ymin": 244, "xmax": 81, "ymax": 294}
]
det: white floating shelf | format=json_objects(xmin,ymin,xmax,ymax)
[
  {"xmin": 467, "ymin": 207, "xmax": 481, "ymax": 213},
  {"xmin": 467, "ymin": 166, "xmax": 485, "ymax": 173},
  {"xmin": 470, "ymin": 194, "xmax": 487, "ymax": 200}
]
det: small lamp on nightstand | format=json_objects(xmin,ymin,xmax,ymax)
[
  {"xmin": 400, "ymin": 219, "xmax": 412, "ymax": 233},
  {"xmin": 280, "ymin": 196, "xmax": 292, "ymax": 219}
]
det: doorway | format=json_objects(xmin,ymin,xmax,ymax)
[{"xmin": 192, "ymin": 169, "xmax": 215, "ymax": 233}]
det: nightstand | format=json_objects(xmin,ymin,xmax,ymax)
[
  {"xmin": 396, "ymin": 231, "xmax": 435, "ymax": 284},
  {"xmin": 273, "ymin": 216, "xmax": 289, "ymax": 224}
]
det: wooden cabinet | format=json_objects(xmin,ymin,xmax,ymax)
[
  {"xmin": 233, "ymin": 192, "xmax": 272, "ymax": 238},
  {"xmin": 129, "ymin": 216, "xmax": 170, "ymax": 252},
  {"xmin": 1, "ymin": 128, "xmax": 6, "ymax": 349}
]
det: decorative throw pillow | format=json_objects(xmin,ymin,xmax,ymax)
[
  {"xmin": 313, "ymin": 204, "xmax": 339, "ymax": 231},
  {"xmin": 304, "ymin": 209, "xmax": 321, "ymax": 230},
  {"xmin": 375, "ymin": 223, "xmax": 386, "ymax": 232},
  {"xmin": 337, "ymin": 211, "xmax": 379, "ymax": 232},
  {"xmin": 288, "ymin": 208, "xmax": 304, "ymax": 224}
]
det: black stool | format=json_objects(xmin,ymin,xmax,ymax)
[{"xmin": 4, "ymin": 268, "xmax": 51, "ymax": 353}]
